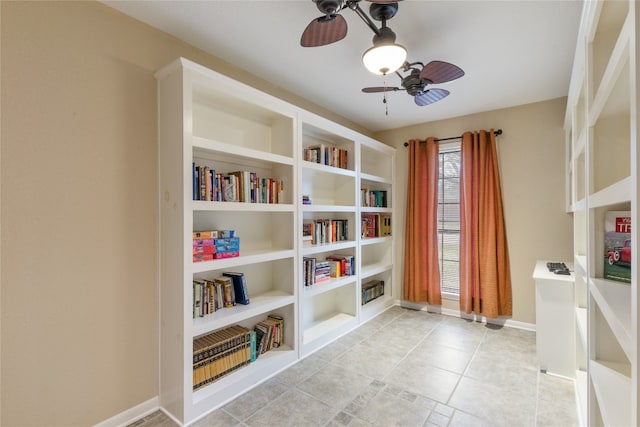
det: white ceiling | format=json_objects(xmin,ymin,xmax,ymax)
[{"xmin": 103, "ymin": 0, "xmax": 584, "ymax": 132}]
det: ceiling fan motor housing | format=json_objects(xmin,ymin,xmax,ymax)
[
  {"xmin": 403, "ymin": 70, "xmax": 426, "ymax": 96},
  {"xmin": 369, "ymin": 2, "xmax": 399, "ymax": 21},
  {"xmin": 314, "ymin": 0, "xmax": 344, "ymax": 15}
]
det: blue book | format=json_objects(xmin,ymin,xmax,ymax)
[{"xmin": 222, "ymin": 272, "xmax": 250, "ymax": 305}]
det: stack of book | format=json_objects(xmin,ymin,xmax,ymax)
[
  {"xmin": 361, "ymin": 189, "xmax": 388, "ymax": 208},
  {"xmin": 192, "ymin": 325, "xmax": 253, "ymax": 391},
  {"xmin": 303, "ymin": 219, "xmax": 349, "ymax": 245},
  {"xmin": 303, "ymin": 254, "xmax": 355, "ymax": 286},
  {"xmin": 193, "ymin": 230, "xmax": 240, "ymax": 262},
  {"xmin": 362, "ymin": 280, "xmax": 384, "ymax": 305},
  {"xmin": 192, "ymin": 163, "xmax": 284, "ymax": 204},
  {"xmin": 192, "ymin": 272, "xmax": 250, "ymax": 318},
  {"xmin": 303, "ymin": 144, "xmax": 348, "ymax": 169},
  {"xmin": 254, "ymin": 314, "xmax": 284, "ymax": 356},
  {"xmin": 361, "ymin": 214, "xmax": 391, "ymax": 238}
]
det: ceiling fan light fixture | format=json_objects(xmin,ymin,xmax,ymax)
[{"xmin": 362, "ymin": 43, "xmax": 407, "ymax": 75}]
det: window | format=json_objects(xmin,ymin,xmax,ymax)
[{"xmin": 437, "ymin": 143, "xmax": 461, "ymax": 296}]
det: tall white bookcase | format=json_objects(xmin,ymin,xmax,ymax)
[
  {"xmin": 564, "ymin": 1, "xmax": 638, "ymax": 425},
  {"xmin": 156, "ymin": 58, "xmax": 395, "ymax": 425}
]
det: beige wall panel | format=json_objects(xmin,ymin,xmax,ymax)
[
  {"xmin": 0, "ymin": 1, "xmax": 368, "ymax": 425},
  {"xmin": 375, "ymin": 98, "xmax": 573, "ymax": 324}
]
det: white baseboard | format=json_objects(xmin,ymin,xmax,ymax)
[
  {"xmin": 398, "ymin": 300, "xmax": 536, "ymax": 331},
  {"xmin": 93, "ymin": 397, "xmax": 159, "ymax": 427}
]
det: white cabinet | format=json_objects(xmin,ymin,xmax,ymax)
[
  {"xmin": 564, "ymin": 2, "xmax": 638, "ymax": 425},
  {"xmin": 156, "ymin": 58, "xmax": 396, "ymax": 425},
  {"xmin": 533, "ymin": 261, "xmax": 575, "ymax": 378}
]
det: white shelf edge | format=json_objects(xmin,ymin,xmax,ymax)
[
  {"xmin": 588, "ymin": 13, "xmax": 631, "ymax": 126},
  {"xmin": 302, "ymin": 204, "xmax": 356, "ymax": 213},
  {"xmin": 571, "ymin": 198, "xmax": 586, "ymax": 212},
  {"xmin": 192, "ymin": 135, "xmax": 294, "ymax": 166},
  {"xmin": 588, "ymin": 176, "xmax": 631, "ymax": 208},
  {"xmin": 589, "ymin": 278, "xmax": 633, "ymax": 360},
  {"xmin": 360, "ymin": 172, "xmax": 392, "ymax": 185},
  {"xmin": 192, "ymin": 249, "xmax": 295, "ymax": 273},
  {"xmin": 193, "ymin": 200, "xmax": 295, "ymax": 212},
  {"xmin": 575, "ymin": 307, "xmax": 587, "ymax": 349},
  {"xmin": 361, "ymin": 236, "xmax": 393, "ymax": 246},
  {"xmin": 301, "ymin": 160, "xmax": 356, "ymax": 177},
  {"xmin": 303, "ymin": 312, "xmax": 356, "ymax": 345},
  {"xmin": 575, "ymin": 369, "xmax": 588, "ymax": 427},
  {"xmin": 574, "ymin": 255, "xmax": 587, "ymax": 277},
  {"xmin": 301, "ymin": 241, "xmax": 357, "ymax": 255},
  {"xmin": 589, "ymin": 360, "xmax": 631, "ymax": 427},
  {"xmin": 302, "ymin": 276, "xmax": 356, "ymax": 298},
  {"xmin": 361, "ymin": 262, "xmax": 393, "ymax": 279},
  {"xmin": 360, "ymin": 206, "xmax": 392, "ymax": 213},
  {"xmin": 192, "ymin": 292, "xmax": 295, "ymax": 337}
]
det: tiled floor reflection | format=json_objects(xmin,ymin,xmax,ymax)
[{"xmin": 131, "ymin": 307, "xmax": 578, "ymax": 427}]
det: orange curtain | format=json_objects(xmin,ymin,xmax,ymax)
[
  {"xmin": 403, "ymin": 138, "xmax": 442, "ymax": 305},
  {"xmin": 459, "ymin": 130, "xmax": 512, "ymax": 318}
]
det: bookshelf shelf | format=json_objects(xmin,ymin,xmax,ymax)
[
  {"xmin": 192, "ymin": 200, "xmax": 295, "ymax": 212},
  {"xmin": 192, "ymin": 292, "xmax": 295, "ymax": 337},
  {"xmin": 301, "ymin": 241, "xmax": 357, "ymax": 256},
  {"xmin": 302, "ymin": 276, "xmax": 357, "ymax": 298},
  {"xmin": 302, "ymin": 312, "xmax": 357, "ymax": 345},
  {"xmin": 360, "ymin": 262, "xmax": 393, "ymax": 279},
  {"xmin": 158, "ymin": 57, "xmax": 396, "ymax": 424},
  {"xmin": 302, "ymin": 204, "xmax": 355, "ymax": 213},
  {"xmin": 564, "ymin": 1, "xmax": 638, "ymax": 424},
  {"xmin": 192, "ymin": 136, "xmax": 294, "ymax": 167},
  {"xmin": 590, "ymin": 278, "xmax": 632, "ymax": 359},
  {"xmin": 590, "ymin": 360, "xmax": 631, "ymax": 427}
]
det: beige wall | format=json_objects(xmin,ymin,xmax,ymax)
[
  {"xmin": 374, "ymin": 97, "xmax": 574, "ymax": 325},
  {"xmin": 0, "ymin": 2, "xmax": 369, "ymax": 426},
  {"xmin": 1, "ymin": 2, "xmax": 573, "ymax": 425}
]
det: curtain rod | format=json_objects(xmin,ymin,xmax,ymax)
[{"xmin": 403, "ymin": 129, "xmax": 503, "ymax": 147}]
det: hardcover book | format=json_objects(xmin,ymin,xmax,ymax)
[
  {"xmin": 603, "ymin": 210, "xmax": 631, "ymax": 283},
  {"xmin": 223, "ymin": 272, "xmax": 250, "ymax": 305}
]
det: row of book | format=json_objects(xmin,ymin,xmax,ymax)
[
  {"xmin": 362, "ymin": 213, "xmax": 391, "ymax": 238},
  {"xmin": 192, "ymin": 163, "xmax": 284, "ymax": 204},
  {"xmin": 361, "ymin": 189, "xmax": 388, "ymax": 208},
  {"xmin": 303, "ymin": 254, "xmax": 355, "ymax": 286},
  {"xmin": 193, "ymin": 230, "xmax": 239, "ymax": 262},
  {"xmin": 303, "ymin": 219, "xmax": 349, "ymax": 245},
  {"xmin": 193, "ymin": 272, "xmax": 250, "ymax": 318},
  {"xmin": 303, "ymin": 144, "xmax": 348, "ymax": 169},
  {"xmin": 192, "ymin": 315, "xmax": 284, "ymax": 390},
  {"xmin": 193, "ymin": 325, "xmax": 252, "ymax": 391},
  {"xmin": 362, "ymin": 280, "xmax": 384, "ymax": 305}
]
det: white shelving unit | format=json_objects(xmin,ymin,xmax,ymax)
[
  {"xmin": 564, "ymin": 2, "xmax": 638, "ymax": 425},
  {"xmin": 298, "ymin": 114, "xmax": 395, "ymax": 356},
  {"xmin": 157, "ymin": 58, "xmax": 396, "ymax": 425}
]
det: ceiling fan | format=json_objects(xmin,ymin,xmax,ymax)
[
  {"xmin": 362, "ymin": 60, "xmax": 464, "ymax": 106},
  {"xmin": 301, "ymin": 0, "xmax": 465, "ymax": 107}
]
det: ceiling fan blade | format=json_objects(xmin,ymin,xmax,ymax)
[
  {"xmin": 414, "ymin": 88, "xmax": 449, "ymax": 106},
  {"xmin": 419, "ymin": 61, "xmax": 465, "ymax": 84},
  {"xmin": 300, "ymin": 14, "xmax": 347, "ymax": 47},
  {"xmin": 362, "ymin": 86, "xmax": 402, "ymax": 93}
]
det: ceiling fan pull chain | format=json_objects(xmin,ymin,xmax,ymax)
[{"xmin": 383, "ymin": 75, "xmax": 389, "ymax": 115}]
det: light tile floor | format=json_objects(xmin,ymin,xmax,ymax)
[{"xmin": 130, "ymin": 307, "xmax": 578, "ymax": 427}]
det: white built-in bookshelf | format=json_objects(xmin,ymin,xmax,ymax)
[
  {"xmin": 156, "ymin": 58, "xmax": 395, "ymax": 425},
  {"xmin": 564, "ymin": 1, "xmax": 638, "ymax": 425}
]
